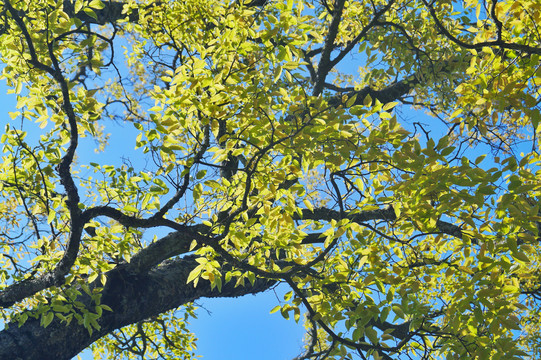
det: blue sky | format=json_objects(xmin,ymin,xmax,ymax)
[{"xmin": 188, "ymin": 286, "xmax": 306, "ymax": 360}]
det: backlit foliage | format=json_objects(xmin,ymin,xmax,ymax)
[{"xmin": 0, "ymin": 0, "xmax": 540, "ymax": 359}]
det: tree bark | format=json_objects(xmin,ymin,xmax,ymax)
[{"xmin": 0, "ymin": 256, "xmax": 274, "ymax": 360}]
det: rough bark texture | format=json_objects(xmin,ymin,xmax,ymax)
[{"xmin": 0, "ymin": 255, "xmax": 274, "ymax": 360}]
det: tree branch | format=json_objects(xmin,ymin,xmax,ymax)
[
  {"xmin": 0, "ymin": 255, "xmax": 275, "ymax": 360},
  {"xmin": 328, "ymin": 76, "xmax": 419, "ymax": 108},
  {"xmin": 312, "ymin": 0, "xmax": 347, "ymax": 96},
  {"xmin": 298, "ymin": 207, "xmax": 463, "ymax": 239}
]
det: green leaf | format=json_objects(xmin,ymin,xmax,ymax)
[
  {"xmin": 47, "ymin": 211, "xmax": 56, "ymax": 224},
  {"xmin": 363, "ymin": 94, "xmax": 373, "ymax": 106},
  {"xmin": 83, "ymin": 8, "xmax": 98, "ymax": 20},
  {"xmin": 41, "ymin": 312, "xmax": 54, "ymax": 328},
  {"xmin": 123, "ymin": 205, "xmax": 138, "ymax": 213},
  {"xmin": 74, "ymin": 0, "xmax": 84, "ymax": 13},
  {"xmin": 365, "ymin": 327, "xmax": 378, "ymax": 344},
  {"xmin": 196, "ymin": 170, "xmax": 206, "ymax": 179},
  {"xmin": 89, "ymin": 0, "xmax": 105, "ymax": 9}
]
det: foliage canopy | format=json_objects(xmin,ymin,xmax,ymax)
[{"xmin": 0, "ymin": 0, "xmax": 540, "ymax": 359}]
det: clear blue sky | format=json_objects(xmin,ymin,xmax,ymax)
[{"xmin": 187, "ymin": 286, "xmax": 306, "ymax": 360}]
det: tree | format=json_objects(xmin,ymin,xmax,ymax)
[{"xmin": 0, "ymin": 0, "xmax": 540, "ymax": 358}]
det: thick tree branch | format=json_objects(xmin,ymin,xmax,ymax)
[
  {"xmin": 0, "ymin": 255, "xmax": 275, "ymax": 360},
  {"xmin": 298, "ymin": 207, "xmax": 463, "ymax": 239},
  {"xmin": 299, "ymin": 206, "xmax": 397, "ymax": 223},
  {"xmin": 328, "ymin": 76, "xmax": 419, "ymax": 108},
  {"xmin": 60, "ymin": 0, "xmax": 268, "ymax": 26},
  {"xmin": 312, "ymin": 0, "xmax": 347, "ymax": 96},
  {"xmin": 129, "ymin": 225, "xmax": 209, "ymax": 272}
]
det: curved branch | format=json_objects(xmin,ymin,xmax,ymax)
[
  {"xmin": 284, "ymin": 276, "xmax": 378, "ymax": 353},
  {"xmin": 421, "ymin": 0, "xmax": 541, "ymax": 55},
  {"xmin": 128, "ymin": 225, "xmax": 210, "ymax": 272},
  {"xmin": 0, "ymin": 0, "xmax": 85, "ymax": 307}
]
